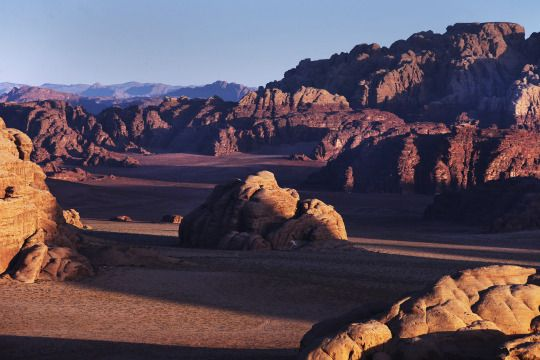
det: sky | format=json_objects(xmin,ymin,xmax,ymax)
[{"xmin": 1, "ymin": 0, "xmax": 540, "ymax": 87}]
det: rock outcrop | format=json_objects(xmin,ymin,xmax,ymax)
[
  {"xmin": 299, "ymin": 265, "xmax": 540, "ymax": 360},
  {"xmin": 425, "ymin": 177, "xmax": 540, "ymax": 232},
  {"xmin": 179, "ymin": 171, "xmax": 347, "ymax": 250},
  {"xmin": 0, "ymin": 117, "xmax": 92, "ymax": 283}
]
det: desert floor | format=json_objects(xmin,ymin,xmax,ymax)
[{"xmin": 1, "ymin": 153, "xmax": 539, "ymax": 360}]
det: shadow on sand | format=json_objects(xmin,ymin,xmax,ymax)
[{"xmin": 0, "ymin": 335, "xmax": 295, "ymax": 360}]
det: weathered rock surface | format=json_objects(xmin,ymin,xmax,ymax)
[
  {"xmin": 299, "ymin": 265, "xmax": 540, "ymax": 360},
  {"xmin": 63, "ymin": 208, "xmax": 87, "ymax": 229},
  {"xmin": 425, "ymin": 177, "xmax": 540, "ymax": 232},
  {"xmin": 270, "ymin": 22, "xmax": 540, "ymax": 128},
  {"xmin": 179, "ymin": 171, "xmax": 347, "ymax": 250},
  {"xmin": 310, "ymin": 123, "xmax": 540, "ymax": 193},
  {"xmin": 0, "ymin": 117, "xmax": 92, "ymax": 283},
  {"xmin": 0, "ymin": 100, "xmax": 140, "ymax": 169}
]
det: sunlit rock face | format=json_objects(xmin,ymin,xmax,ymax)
[
  {"xmin": 299, "ymin": 265, "xmax": 540, "ymax": 360},
  {"xmin": 0, "ymin": 117, "xmax": 92, "ymax": 283},
  {"xmin": 179, "ymin": 170, "xmax": 347, "ymax": 250}
]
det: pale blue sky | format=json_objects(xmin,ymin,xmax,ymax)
[{"xmin": 1, "ymin": 0, "xmax": 539, "ymax": 87}]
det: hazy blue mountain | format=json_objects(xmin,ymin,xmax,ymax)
[
  {"xmin": 40, "ymin": 80, "xmax": 254, "ymax": 101},
  {"xmin": 166, "ymin": 81, "xmax": 253, "ymax": 102},
  {"xmin": 0, "ymin": 82, "xmax": 24, "ymax": 94}
]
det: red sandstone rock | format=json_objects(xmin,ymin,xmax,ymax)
[
  {"xmin": 270, "ymin": 22, "xmax": 540, "ymax": 128},
  {"xmin": 310, "ymin": 123, "xmax": 540, "ymax": 194},
  {"xmin": 299, "ymin": 265, "xmax": 540, "ymax": 360},
  {"xmin": 179, "ymin": 171, "xmax": 347, "ymax": 250},
  {"xmin": 0, "ymin": 117, "xmax": 92, "ymax": 283},
  {"xmin": 161, "ymin": 214, "xmax": 182, "ymax": 224}
]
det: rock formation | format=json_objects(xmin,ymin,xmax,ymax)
[
  {"xmin": 179, "ymin": 171, "xmax": 347, "ymax": 250},
  {"xmin": 161, "ymin": 214, "xmax": 182, "ymax": 224},
  {"xmin": 1, "ymin": 23, "xmax": 540, "ymax": 196},
  {"xmin": 309, "ymin": 123, "xmax": 540, "ymax": 194},
  {"xmin": 0, "ymin": 100, "xmax": 140, "ymax": 170},
  {"xmin": 425, "ymin": 177, "xmax": 540, "ymax": 232},
  {"xmin": 270, "ymin": 22, "xmax": 540, "ymax": 128},
  {"xmin": 63, "ymin": 208, "xmax": 87, "ymax": 229},
  {"xmin": 0, "ymin": 117, "xmax": 92, "ymax": 283},
  {"xmin": 299, "ymin": 265, "xmax": 540, "ymax": 360}
]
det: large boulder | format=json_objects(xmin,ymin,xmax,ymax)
[
  {"xmin": 299, "ymin": 265, "xmax": 540, "ymax": 360},
  {"xmin": 179, "ymin": 171, "xmax": 347, "ymax": 250},
  {"xmin": 0, "ymin": 117, "xmax": 93, "ymax": 283}
]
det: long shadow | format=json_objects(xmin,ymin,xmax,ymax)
[{"xmin": 0, "ymin": 336, "xmax": 295, "ymax": 360}]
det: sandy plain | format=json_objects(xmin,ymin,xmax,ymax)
[{"xmin": 0, "ymin": 152, "xmax": 539, "ymax": 359}]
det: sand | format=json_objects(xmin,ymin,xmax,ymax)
[{"xmin": 1, "ymin": 153, "xmax": 539, "ymax": 359}]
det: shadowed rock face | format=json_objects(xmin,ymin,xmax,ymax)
[
  {"xmin": 0, "ymin": 117, "xmax": 92, "ymax": 283},
  {"xmin": 310, "ymin": 123, "xmax": 540, "ymax": 194},
  {"xmin": 269, "ymin": 22, "xmax": 540, "ymax": 129},
  {"xmin": 299, "ymin": 265, "xmax": 540, "ymax": 360},
  {"xmin": 179, "ymin": 171, "xmax": 347, "ymax": 250},
  {"xmin": 425, "ymin": 177, "xmax": 540, "ymax": 232}
]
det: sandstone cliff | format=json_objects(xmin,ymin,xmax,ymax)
[
  {"xmin": 270, "ymin": 22, "xmax": 540, "ymax": 129},
  {"xmin": 0, "ymin": 117, "xmax": 92, "ymax": 283},
  {"xmin": 310, "ymin": 123, "xmax": 540, "ymax": 193}
]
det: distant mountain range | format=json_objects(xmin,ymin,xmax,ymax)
[
  {"xmin": 0, "ymin": 80, "xmax": 253, "ymax": 100},
  {"xmin": 0, "ymin": 80, "xmax": 254, "ymax": 114}
]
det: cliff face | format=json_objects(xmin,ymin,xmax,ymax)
[
  {"xmin": 269, "ymin": 22, "xmax": 540, "ymax": 128},
  {"xmin": 0, "ymin": 117, "xmax": 92, "ymax": 282},
  {"xmin": 309, "ymin": 124, "xmax": 540, "ymax": 194},
  {"xmin": 0, "ymin": 118, "xmax": 58, "ymax": 273},
  {"xmin": 425, "ymin": 177, "xmax": 540, "ymax": 232}
]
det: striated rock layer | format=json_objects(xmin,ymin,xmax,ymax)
[
  {"xmin": 309, "ymin": 123, "xmax": 540, "ymax": 194},
  {"xmin": 299, "ymin": 265, "xmax": 540, "ymax": 360},
  {"xmin": 179, "ymin": 171, "xmax": 347, "ymax": 250},
  {"xmin": 0, "ymin": 116, "xmax": 92, "ymax": 283}
]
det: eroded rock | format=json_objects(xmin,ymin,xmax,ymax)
[
  {"xmin": 179, "ymin": 171, "xmax": 347, "ymax": 250},
  {"xmin": 0, "ymin": 118, "xmax": 92, "ymax": 283},
  {"xmin": 299, "ymin": 265, "xmax": 540, "ymax": 360}
]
